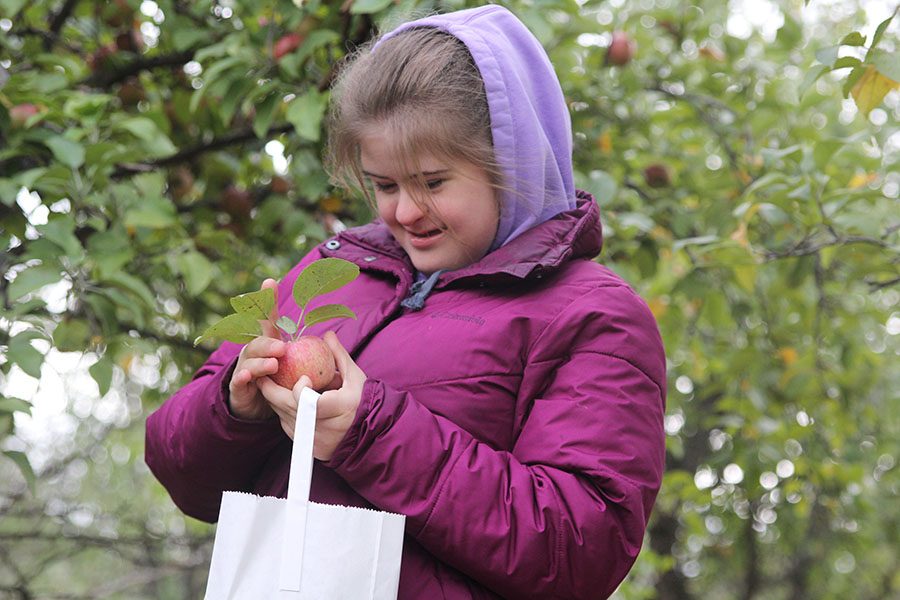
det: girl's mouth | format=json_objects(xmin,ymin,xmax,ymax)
[{"xmin": 408, "ymin": 228, "xmax": 445, "ymax": 248}]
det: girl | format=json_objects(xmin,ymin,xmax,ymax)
[{"xmin": 146, "ymin": 5, "xmax": 666, "ymax": 599}]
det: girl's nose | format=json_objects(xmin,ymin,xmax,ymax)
[{"xmin": 394, "ymin": 187, "xmax": 427, "ymax": 226}]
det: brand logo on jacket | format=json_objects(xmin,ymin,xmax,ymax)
[{"xmin": 430, "ymin": 311, "xmax": 485, "ymax": 326}]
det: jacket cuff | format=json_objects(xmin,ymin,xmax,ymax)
[{"xmin": 325, "ymin": 378, "xmax": 380, "ymax": 469}]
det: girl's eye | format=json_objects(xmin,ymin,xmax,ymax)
[
  {"xmin": 373, "ymin": 182, "xmax": 397, "ymax": 193},
  {"xmin": 426, "ymin": 179, "xmax": 444, "ymax": 191}
]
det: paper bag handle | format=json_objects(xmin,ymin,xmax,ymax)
[
  {"xmin": 279, "ymin": 386, "xmax": 319, "ymax": 592},
  {"xmin": 287, "ymin": 386, "xmax": 319, "ymax": 503}
]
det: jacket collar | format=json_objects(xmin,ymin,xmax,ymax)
[{"xmin": 324, "ymin": 191, "xmax": 602, "ymax": 286}]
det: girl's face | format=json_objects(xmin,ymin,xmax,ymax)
[{"xmin": 359, "ymin": 130, "xmax": 500, "ymax": 274}]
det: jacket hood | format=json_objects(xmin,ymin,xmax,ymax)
[{"xmin": 378, "ymin": 5, "xmax": 577, "ymax": 251}]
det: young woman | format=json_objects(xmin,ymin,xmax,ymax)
[{"xmin": 146, "ymin": 6, "xmax": 666, "ymax": 599}]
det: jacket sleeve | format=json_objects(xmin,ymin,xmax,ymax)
[
  {"xmin": 144, "ymin": 249, "xmax": 324, "ymax": 523},
  {"xmin": 326, "ymin": 283, "xmax": 666, "ymax": 599}
]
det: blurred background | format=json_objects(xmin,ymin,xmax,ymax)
[{"xmin": 1, "ymin": 0, "xmax": 897, "ymax": 598}]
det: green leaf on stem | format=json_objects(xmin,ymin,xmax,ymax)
[
  {"xmin": 194, "ymin": 312, "xmax": 261, "ymax": 346},
  {"xmin": 4, "ymin": 450, "xmax": 35, "ymax": 495},
  {"xmin": 304, "ymin": 304, "xmax": 356, "ymax": 329},
  {"xmin": 8, "ymin": 264, "xmax": 61, "ymax": 301},
  {"xmin": 89, "ymin": 356, "xmax": 114, "ymax": 397},
  {"xmin": 276, "ymin": 316, "xmax": 298, "ymax": 336},
  {"xmin": 230, "ymin": 287, "xmax": 275, "ymax": 320},
  {"xmin": 292, "ymin": 258, "xmax": 359, "ymax": 311}
]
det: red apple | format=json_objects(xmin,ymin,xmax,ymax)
[
  {"xmin": 271, "ymin": 335, "xmax": 336, "ymax": 391},
  {"xmin": 87, "ymin": 43, "xmax": 116, "ymax": 72},
  {"xmin": 220, "ymin": 185, "xmax": 253, "ymax": 220},
  {"xmin": 115, "ymin": 29, "xmax": 144, "ymax": 54},
  {"xmin": 9, "ymin": 103, "xmax": 40, "ymax": 128},
  {"xmin": 607, "ymin": 31, "xmax": 636, "ymax": 66},
  {"xmin": 643, "ymin": 163, "xmax": 671, "ymax": 188},
  {"xmin": 273, "ymin": 33, "xmax": 303, "ymax": 61},
  {"xmin": 270, "ymin": 175, "xmax": 291, "ymax": 195}
]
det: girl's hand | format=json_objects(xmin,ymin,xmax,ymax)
[
  {"xmin": 227, "ymin": 278, "xmax": 284, "ymax": 420},
  {"xmin": 257, "ymin": 331, "xmax": 367, "ymax": 460}
]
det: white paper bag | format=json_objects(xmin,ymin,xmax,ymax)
[{"xmin": 204, "ymin": 388, "xmax": 405, "ymax": 599}]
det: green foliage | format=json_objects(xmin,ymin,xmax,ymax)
[
  {"xmin": 0, "ymin": 0, "xmax": 897, "ymax": 598},
  {"xmin": 194, "ymin": 257, "xmax": 358, "ymax": 343}
]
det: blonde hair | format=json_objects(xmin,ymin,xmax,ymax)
[{"xmin": 325, "ymin": 27, "xmax": 503, "ymax": 211}]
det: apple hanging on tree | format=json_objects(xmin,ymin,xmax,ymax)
[
  {"xmin": 606, "ymin": 31, "xmax": 636, "ymax": 67},
  {"xmin": 195, "ymin": 257, "xmax": 360, "ymax": 391}
]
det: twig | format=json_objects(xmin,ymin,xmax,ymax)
[
  {"xmin": 81, "ymin": 50, "xmax": 197, "ymax": 88},
  {"xmin": 47, "ymin": 0, "xmax": 80, "ymax": 43},
  {"xmin": 111, "ymin": 123, "xmax": 294, "ymax": 178}
]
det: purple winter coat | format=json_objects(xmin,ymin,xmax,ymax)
[{"xmin": 145, "ymin": 195, "xmax": 666, "ymax": 599}]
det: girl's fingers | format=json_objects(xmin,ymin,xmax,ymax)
[
  {"xmin": 323, "ymin": 331, "xmax": 363, "ymax": 381},
  {"xmin": 242, "ymin": 336, "xmax": 285, "ymax": 359},
  {"xmin": 291, "ymin": 376, "xmax": 313, "ymax": 397},
  {"xmin": 258, "ymin": 376, "xmax": 296, "ymax": 412},
  {"xmin": 259, "ymin": 278, "xmax": 280, "ymax": 339},
  {"xmin": 239, "ymin": 357, "xmax": 280, "ymax": 378}
]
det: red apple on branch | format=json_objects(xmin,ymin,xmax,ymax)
[
  {"xmin": 274, "ymin": 33, "xmax": 303, "ymax": 61},
  {"xmin": 606, "ymin": 31, "xmax": 636, "ymax": 66},
  {"xmin": 9, "ymin": 103, "xmax": 41, "ymax": 128},
  {"xmin": 643, "ymin": 163, "xmax": 672, "ymax": 188}
]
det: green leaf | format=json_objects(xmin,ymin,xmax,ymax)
[
  {"xmin": 176, "ymin": 251, "xmax": 214, "ymax": 295},
  {"xmin": 799, "ymin": 64, "xmax": 830, "ymax": 97},
  {"xmin": 100, "ymin": 272, "xmax": 157, "ymax": 308},
  {"xmin": 285, "ymin": 90, "xmax": 328, "ymax": 142},
  {"xmin": 813, "ymin": 140, "xmax": 844, "ymax": 171},
  {"xmin": 89, "ymin": 357, "xmax": 114, "ymax": 396},
  {"xmin": 276, "ymin": 315, "xmax": 298, "ymax": 335},
  {"xmin": 0, "ymin": 178, "xmax": 19, "ymax": 206},
  {"xmin": 3, "ymin": 451, "xmax": 35, "ymax": 495},
  {"xmin": 303, "ymin": 304, "xmax": 356, "ymax": 328},
  {"xmin": 350, "ymin": 0, "xmax": 393, "ymax": 14},
  {"xmin": 44, "ymin": 136, "xmax": 85, "ymax": 168},
  {"xmin": 8, "ymin": 264, "xmax": 61, "ymax": 301},
  {"xmin": 585, "ymin": 170, "xmax": 618, "ymax": 204},
  {"xmin": 194, "ymin": 312, "xmax": 261, "ymax": 345},
  {"xmin": 814, "ymin": 45, "xmax": 839, "ymax": 67},
  {"xmin": 219, "ymin": 77, "xmax": 255, "ymax": 125},
  {"xmin": 8, "ymin": 332, "xmax": 45, "ymax": 378},
  {"xmin": 253, "ymin": 92, "xmax": 281, "ymax": 139},
  {"xmin": 230, "ymin": 287, "xmax": 275, "ymax": 319},
  {"xmin": 869, "ymin": 48, "xmax": 900, "ymax": 83},
  {"xmin": 87, "ymin": 227, "xmax": 134, "ymax": 277},
  {"xmin": 292, "ymin": 258, "xmax": 360, "ymax": 311},
  {"xmin": 53, "ymin": 318, "xmax": 91, "ymax": 352},
  {"xmin": 832, "ymin": 56, "xmax": 862, "ymax": 70},
  {"xmin": 172, "ymin": 28, "xmax": 208, "ymax": 52},
  {"xmin": 0, "ymin": 396, "xmax": 32, "ymax": 416},
  {"xmin": 124, "ymin": 198, "xmax": 177, "ymax": 229},
  {"xmin": 36, "ymin": 216, "xmax": 83, "ymax": 260},
  {"xmin": 116, "ymin": 117, "xmax": 177, "ymax": 157},
  {"xmin": 870, "ymin": 10, "xmax": 896, "ymax": 50},
  {"xmin": 0, "ymin": 0, "xmax": 28, "ymax": 16},
  {"xmin": 838, "ymin": 32, "xmax": 866, "ymax": 47}
]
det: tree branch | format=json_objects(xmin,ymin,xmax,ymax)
[
  {"xmin": 111, "ymin": 123, "xmax": 294, "ymax": 178},
  {"xmin": 82, "ymin": 50, "xmax": 196, "ymax": 88},
  {"xmin": 47, "ymin": 0, "xmax": 80, "ymax": 44}
]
